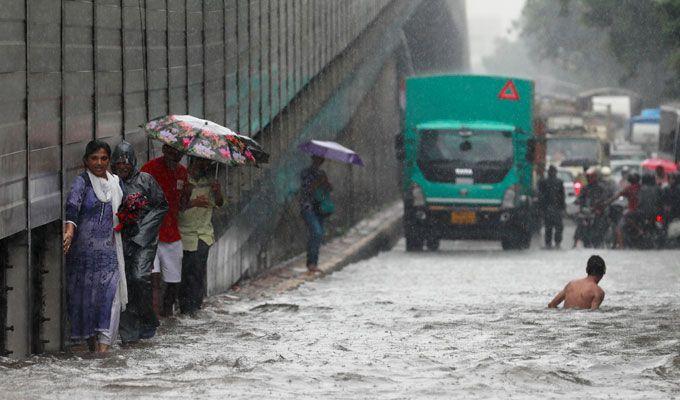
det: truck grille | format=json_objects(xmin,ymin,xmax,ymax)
[{"xmin": 418, "ymin": 164, "xmax": 510, "ymax": 184}]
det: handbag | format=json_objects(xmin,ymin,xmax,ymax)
[{"xmin": 313, "ymin": 187, "xmax": 335, "ymax": 216}]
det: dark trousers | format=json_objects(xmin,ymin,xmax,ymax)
[
  {"xmin": 544, "ymin": 209, "xmax": 564, "ymax": 246},
  {"xmin": 302, "ymin": 209, "xmax": 324, "ymax": 266},
  {"xmin": 119, "ymin": 242, "xmax": 159, "ymax": 342},
  {"xmin": 179, "ymin": 239, "xmax": 210, "ymax": 314}
]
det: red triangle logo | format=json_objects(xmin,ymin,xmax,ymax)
[{"xmin": 498, "ymin": 80, "xmax": 520, "ymax": 101}]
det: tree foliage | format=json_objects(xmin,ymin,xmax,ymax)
[{"xmin": 516, "ymin": 0, "xmax": 680, "ymax": 102}]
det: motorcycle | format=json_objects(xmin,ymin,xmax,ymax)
[
  {"xmin": 574, "ymin": 206, "xmax": 609, "ymax": 248},
  {"xmin": 603, "ymin": 201, "xmax": 625, "ymax": 249},
  {"xmin": 622, "ymin": 211, "xmax": 666, "ymax": 249},
  {"xmin": 666, "ymin": 217, "xmax": 680, "ymax": 247}
]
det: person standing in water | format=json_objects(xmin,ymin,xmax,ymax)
[
  {"xmin": 538, "ymin": 165, "xmax": 566, "ymax": 249},
  {"xmin": 300, "ymin": 156, "xmax": 332, "ymax": 273},
  {"xmin": 548, "ymin": 255, "xmax": 606, "ymax": 310},
  {"xmin": 178, "ymin": 157, "xmax": 224, "ymax": 315},
  {"xmin": 112, "ymin": 141, "xmax": 168, "ymax": 342},
  {"xmin": 63, "ymin": 140, "xmax": 126, "ymax": 353},
  {"xmin": 141, "ymin": 144, "xmax": 189, "ymax": 317}
]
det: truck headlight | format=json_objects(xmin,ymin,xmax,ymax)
[
  {"xmin": 411, "ymin": 184, "xmax": 425, "ymax": 207},
  {"xmin": 502, "ymin": 185, "xmax": 517, "ymax": 208}
]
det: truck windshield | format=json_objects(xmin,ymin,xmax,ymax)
[
  {"xmin": 547, "ymin": 137, "xmax": 599, "ymax": 166},
  {"xmin": 417, "ymin": 129, "xmax": 514, "ymax": 184},
  {"xmin": 418, "ymin": 129, "xmax": 513, "ymax": 166}
]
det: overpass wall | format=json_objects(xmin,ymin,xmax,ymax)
[{"xmin": 0, "ymin": 0, "xmax": 468, "ymax": 358}]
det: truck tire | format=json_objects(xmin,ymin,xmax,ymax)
[
  {"xmin": 405, "ymin": 234, "xmax": 423, "ymax": 252},
  {"xmin": 502, "ymin": 229, "xmax": 531, "ymax": 250},
  {"xmin": 425, "ymin": 238, "xmax": 440, "ymax": 251},
  {"xmin": 403, "ymin": 205, "xmax": 423, "ymax": 252}
]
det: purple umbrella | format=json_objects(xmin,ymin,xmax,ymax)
[{"xmin": 298, "ymin": 140, "xmax": 364, "ymax": 166}]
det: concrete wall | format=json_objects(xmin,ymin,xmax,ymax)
[{"xmin": 0, "ymin": 0, "xmax": 469, "ymax": 358}]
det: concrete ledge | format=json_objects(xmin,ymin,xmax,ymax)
[{"xmin": 220, "ymin": 202, "xmax": 403, "ymax": 300}]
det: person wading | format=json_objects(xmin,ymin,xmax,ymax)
[
  {"xmin": 63, "ymin": 140, "xmax": 126, "ymax": 353},
  {"xmin": 112, "ymin": 141, "xmax": 168, "ymax": 342},
  {"xmin": 141, "ymin": 144, "xmax": 189, "ymax": 317},
  {"xmin": 548, "ymin": 255, "xmax": 606, "ymax": 310},
  {"xmin": 538, "ymin": 165, "xmax": 566, "ymax": 249},
  {"xmin": 178, "ymin": 157, "xmax": 224, "ymax": 315},
  {"xmin": 300, "ymin": 155, "xmax": 333, "ymax": 273}
]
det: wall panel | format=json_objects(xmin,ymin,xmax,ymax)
[
  {"xmin": 268, "ymin": 0, "xmax": 279, "ymax": 119},
  {"xmin": 260, "ymin": 0, "xmax": 270, "ymax": 128},
  {"xmin": 204, "ymin": 0, "xmax": 225, "ymax": 125},
  {"xmin": 224, "ymin": 0, "xmax": 237, "ymax": 128},
  {"xmin": 0, "ymin": 0, "xmax": 415, "ymax": 242},
  {"xmin": 248, "ymin": 0, "xmax": 260, "ymax": 133},
  {"xmin": 28, "ymin": 0, "xmax": 62, "ymax": 228},
  {"xmin": 236, "ymin": 0, "xmax": 249, "ymax": 133},
  {"xmin": 167, "ymin": 0, "xmax": 187, "ymax": 115},
  {"xmin": 0, "ymin": 1, "xmax": 27, "ymax": 238},
  {"xmin": 186, "ymin": 0, "xmax": 202, "ymax": 118}
]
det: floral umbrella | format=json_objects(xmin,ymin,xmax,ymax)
[{"xmin": 144, "ymin": 115, "xmax": 268, "ymax": 166}]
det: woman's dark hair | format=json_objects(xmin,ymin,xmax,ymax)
[
  {"xmin": 586, "ymin": 255, "xmax": 606, "ymax": 276},
  {"xmin": 627, "ymin": 173, "xmax": 640, "ymax": 184},
  {"xmin": 641, "ymin": 174, "xmax": 656, "ymax": 186},
  {"xmin": 82, "ymin": 139, "xmax": 111, "ymax": 162}
]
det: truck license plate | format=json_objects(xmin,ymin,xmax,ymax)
[{"xmin": 450, "ymin": 211, "xmax": 476, "ymax": 225}]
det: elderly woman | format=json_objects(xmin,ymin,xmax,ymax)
[
  {"xmin": 112, "ymin": 141, "xmax": 168, "ymax": 343},
  {"xmin": 63, "ymin": 139, "xmax": 126, "ymax": 353}
]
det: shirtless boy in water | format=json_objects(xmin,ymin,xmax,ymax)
[{"xmin": 548, "ymin": 255, "xmax": 606, "ymax": 310}]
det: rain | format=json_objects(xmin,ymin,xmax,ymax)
[{"xmin": 2, "ymin": 1, "xmax": 680, "ymax": 399}]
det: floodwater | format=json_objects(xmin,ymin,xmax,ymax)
[{"xmin": 2, "ymin": 231, "xmax": 680, "ymax": 399}]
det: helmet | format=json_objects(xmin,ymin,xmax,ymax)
[
  {"xmin": 600, "ymin": 166, "xmax": 612, "ymax": 177},
  {"xmin": 586, "ymin": 167, "xmax": 599, "ymax": 183}
]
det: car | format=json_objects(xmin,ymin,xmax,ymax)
[{"xmin": 610, "ymin": 159, "xmax": 643, "ymax": 185}]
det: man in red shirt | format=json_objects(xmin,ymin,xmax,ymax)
[
  {"xmin": 141, "ymin": 144, "xmax": 189, "ymax": 317},
  {"xmin": 606, "ymin": 173, "xmax": 640, "ymax": 249}
]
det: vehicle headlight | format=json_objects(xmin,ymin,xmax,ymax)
[
  {"xmin": 411, "ymin": 184, "xmax": 425, "ymax": 207},
  {"xmin": 502, "ymin": 185, "xmax": 517, "ymax": 208}
]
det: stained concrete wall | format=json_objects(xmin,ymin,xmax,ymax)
[{"xmin": 0, "ymin": 0, "xmax": 469, "ymax": 358}]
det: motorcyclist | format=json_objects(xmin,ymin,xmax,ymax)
[
  {"xmin": 573, "ymin": 168, "xmax": 613, "ymax": 248},
  {"xmin": 638, "ymin": 174, "xmax": 662, "ymax": 220},
  {"xmin": 600, "ymin": 166, "xmax": 617, "ymax": 196},
  {"xmin": 602, "ymin": 173, "xmax": 640, "ymax": 248},
  {"xmin": 663, "ymin": 173, "xmax": 680, "ymax": 222},
  {"xmin": 576, "ymin": 168, "xmax": 613, "ymax": 209}
]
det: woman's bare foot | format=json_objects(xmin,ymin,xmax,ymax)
[{"xmin": 96, "ymin": 343, "xmax": 110, "ymax": 353}]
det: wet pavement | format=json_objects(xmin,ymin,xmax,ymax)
[{"xmin": 2, "ymin": 226, "xmax": 680, "ymax": 399}]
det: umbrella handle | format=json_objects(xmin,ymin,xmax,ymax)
[{"xmin": 215, "ymin": 163, "xmax": 219, "ymax": 179}]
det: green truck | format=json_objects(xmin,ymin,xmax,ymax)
[{"xmin": 396, "ymin": 74, "xmax": 536, "ymax": 251}]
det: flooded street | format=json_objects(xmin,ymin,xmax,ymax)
[{"xmin": 3, "ymin": 228, "xmax": 680, "ymax": 399}]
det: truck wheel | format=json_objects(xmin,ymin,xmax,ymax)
[
  {"xmin": 518, "ymin": 230, "xmax": 531, "ymax": 249},
  {"xmin": 501, "ymin": 237, "xmax": 516, "ymax": 250},
  {"xmin": 426, "ymin": 238, "xmax": 440, "ymax": 251},
  {"xmin": 502, "ymin": 229, "xmax": 531, "ymax": 250},
  {"xmin": 405, "ymin": 234, "xmax": 423, "ymax": 252}
]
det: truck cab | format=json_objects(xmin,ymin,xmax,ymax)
[
  {"xmin": 545, "ymin": 132, "xmax": 610, "ymax": 178},
  {"xmin": 398, "ymin": 75, "xmax": 535, "ymax": 251}
]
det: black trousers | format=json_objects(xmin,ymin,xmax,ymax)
[
  {"xmin": 179, "ymin": 239, "xmax": 210, "ymax": 314},
  {"xmin": 119, "ymin": 242, "xmax": 159, "ymax": 342},
  {"xmin": 544, "ymin": 208, "xmax": 564, "ymax": 246}
]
